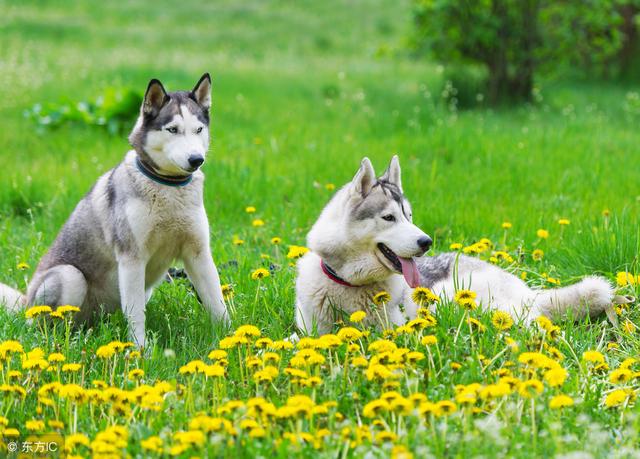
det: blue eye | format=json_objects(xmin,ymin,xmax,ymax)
[
  {"xmin": 196, "ymin": 126, "xmax": 203, "ymax": 134},
  {"xmin": 166, "ymin": 126, "xmax": 178, "ymax": 134},
  {"xmin": 382, "ymin": 214, "xmax": 396, "ymax": 222}
]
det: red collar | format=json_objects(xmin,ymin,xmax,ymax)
[{"xmin": 320, "ymin": 259, "xmax": 355, "ymax": 287}]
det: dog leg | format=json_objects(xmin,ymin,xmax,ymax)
[
  {"xmin": 30, "ymin": 265, "xmax": 87, "ymax": 309},
  {"xmin": 183, "ymin": 248, "xmax": 229, "ymax": 324},
  {"xmin": 117, "ymin": 259, "xmax": 147, "ymax": 348}
]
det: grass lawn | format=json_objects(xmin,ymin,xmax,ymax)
[{"xmin": 0, "ymin": 0, "xmax": 639, "ymax": 457}]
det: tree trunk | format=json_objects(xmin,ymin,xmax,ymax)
[{"xmin": 618, "ymin": 4, "xmax": 640, "ymax": 79}]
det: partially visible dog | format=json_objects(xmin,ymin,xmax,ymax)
[
  {"xmin": 0, "ymin": 74, "xmax": 229, "ymax": 347},
  {"xmin": 295, "ymin": 156, "xmax": 613, "ymax": 335}
]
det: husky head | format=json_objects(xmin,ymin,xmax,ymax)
[
  {"xmin": 129, "ymin": 74, "xmax": 212, "ymax": 176},
  {"xmin": 307, "ymin": 156, "xmax": 432, "ymax": 287}
]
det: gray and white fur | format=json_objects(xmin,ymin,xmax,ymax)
[
  {"xmin": 295, "ymin": 156, "xmax": 614, "ymax": 335},
  {"xmin": 0, "ymin": 74, "xmax": 229, "ymax": 347}
]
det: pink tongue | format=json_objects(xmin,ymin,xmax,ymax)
[{"xmin": 399, "ymin": 257, "xmax": 420, "ymax": 288}]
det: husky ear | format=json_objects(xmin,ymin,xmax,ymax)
[
  {"xmin": 352, "ymin": 157, "xmax": 376, "ymax": 196},
  {"xmin": 191, "ymin": 73, "xmax": 211, "ymax": 110},
  {"xmin": 143, "ymin": 79, "xmax": 168, "ymax": 116},
  {"xmin": 380, "ymin": 155, "xmax": 402, "ymax": 192}
]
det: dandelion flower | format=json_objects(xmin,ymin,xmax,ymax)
[
  {"xmin": 536, "ymin": 229, "xmax": 549, "ymax": 239},
  {"xmin": 544, "ymin": 368, "xmax": 567, "ymax": 387},
  {"xmin": 350, "ymin": 311, "xmax": 366, "ymax": 323},
  {"xmin": 491, "ymin": 311, "xmax": 514, "ymax": 330},
  {"xmin": 502, "ymin": 222, "xmax": 512, "ymax": 229},
  {"xmin": 235, "ymin": 325, "xmax": 261, "ymax": 338},
  {"xmin": 532, "ymin": 249, "xmax": 544, "ymax": 261},
  {"xmin": 616, "ymin": 271, "xmax": 636, "ymax": 287},
  {"xmin": 245, "ymin": 206, "xmax": 256, "ymax": 213},
  {"xmin": 604, "ymin": 389, "xmax": 633, "ymax": 408},
  {"xmin": 25, "ymin": 420, "xmax": 45, "ymax": 432},
  {"xmin": 610, "ymin": 368, "xmax": 633, "ymax": 384},
  {"xmin": 518, "ymin": 379, "xmax": 544, "ymax": 398},
  {"xmin": 232, "ymin": 235, "xmax": 244, "ymax": 245},
  {"xmin": 558, "ymin": 218, "xmax": 570, "ymax": 225},
  {"xmin": 582, "ymin": 350, "xmax": 605, "ymax": 364},
  {"xmin": 337, "ymin": 327, "xmax": 363, "ymax": 342},
  {"xmin": 270, "ymin": 237, "xmax": 282, "ymax": 245},
  {"xmin": 549, "ymin": 394, "xmax": 574, "ymax": 409},
  {"xmin": 251, "ymin": 268, "xmax": 270, "ymax": 280},
  {"xmin": 421, "ymin": 335, "xmax": 438, "ymax": 346},
  {"xmin": 221, "ymin": 284, "xmax": 234, "ymax": 300},
  {"xmin": 372, "ymin": 291, "xmax": 391, "ymax": 305},
  {"xmin": 449, "ymin": 243, "xmax": 463, "ymax": 250},
  {"xmin": 141, "ymin": 436, "xmax": 163, "ymax": 452},
  {"xmin": 25, "ymin": 305, "xmax": 52, "ymax": 319},
  {"xmin": 286, "ymin": 245, "xmax": 309, "ymax": 259},
  {"xmin": 17, "ymin": 262, "xmax": 30, "ymax": 270},
  {"xmin": 252, "ymin": 218, "xmax": 265, "ymax": 227},
  {"xmin": 412, "ymin": 287, "xmax": 439, "ymax": 305},
  {"xmin": 454, "ymin": 289, "xmax": 476, "ymax": 304}
]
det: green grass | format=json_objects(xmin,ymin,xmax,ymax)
[{"xmin": 0, "ymin": 0, "xmax": 639, "ymax": 457}]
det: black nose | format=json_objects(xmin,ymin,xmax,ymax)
[
  {"xmin": 417, "ymin": 236, "xmax": 433, "ymax": 252},
  {"xmin": 188, "ymin": 154, "xmax": 204, "ymax": 168}
]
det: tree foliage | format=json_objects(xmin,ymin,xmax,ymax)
[{"xmin": 412, "ymin": 0, "xmax": 638, "ymax": 104}]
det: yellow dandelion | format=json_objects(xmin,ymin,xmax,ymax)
[
  {"xmin": 582, "ymin": 350, "xmax": 605, "ymax": 364},
  {"xmin": 372, "ymin": 291, "xmax": 391, "ymax": 305},
  {"xmin": 286, "ymin": 245, "xmax": 309, "ymax": 259},
  {"xmin": 532, "ymin": 249, "xmax": 544, "ymax": 261},
  {"xmin": 221, "ymin": 284, "xmax": 234, "ymax": 300},
  {"xmin": 412, "ymin": 287, "xmax": 439, "ymax": 306},
  {"xmin": 350, "ymin": 311, "xmax": 367, "ymax": 323},
  {"xmin": 454, "ymin": 289, "xmax": 476, "ymax": 304},
  {"xmin": 449, "ymin": 243, "xmax": 463, "ymax": 250},
  {"xmin": 544, "ymin": 367, "xmax": 568, "ymax": 387},
  {"xmin": 234, "ymin": 325, "xmax": 261, "ymax": 338},
  {"xmin": 549, "ymin": 394, "xmax": 574, "ymax": 409},
  {"xmin": 616, "ymin": 271, "xmax": 636, "ymax": 287},
  {"xmin": 128, "ymin": 369, "xmax": 145, "ymax": 380},
  {"xmin": 271, "ymin": 236, "xmax": 282, "ymax": 245},
  {"xmin": 25, "ymin": 305, "xmax": 52, "ymax": 319},
  {"xmin": 518, "ymin": 379, "xmax": 544, "ymax": 398},
  {"xmin": 337, "ymin": 327, "xmax": 363, "ymax": 342},
  {"xmin": 17, "ymin": 262, "xmax": 30, "ymax": 270},
  {"xmin": 245, "ymin": 206, "xmax": 256, "ymax": 213},
  {"xmin": 250, "ymin": 268, "xmax": 270, "ymax": 280},
  {"xmin": 536, "ymin": 229, "xmax": 549, "ymax": 239},
  {"xmin": 252, "ymin": 218, "xmax": 265, "ymax": 227},
  {"xmin": 558, "ymin": 218, "xmax": 570, "ymax": 225},
  {"xmin": 502, "ymin": 222, "xmax": 512, "ymax": 229},
  {"xmin": 491, "ymin": 311, "xmax": 514, "ymax": 330},
  {"xmin": 421, "ymin": 335, "xmax": 438, "ymax": 346},
  {"xmin": 604, "ymin": 389, "xmax": 634, "ymax": 408},
  {"xmin": 56, "ymin": 305, "xmax": 81, "ymax": 315}
]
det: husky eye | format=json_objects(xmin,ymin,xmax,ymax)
[
  {"xmin": 196, "ymin": 126, "xmax": 203, "ymax": 134},
  {"xmin": 382, "ymin": 214, "xmax": 396, "ymax": 222},
  {"xmin": 166, "ymin": 126, "xmax": 178, "ymax": 134}
]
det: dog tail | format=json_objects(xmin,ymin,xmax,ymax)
[
  {"xmin": 0, "ymin": 283, "xmax": 25, "ymax": 312},
  {"xmin": 532, "ymin": 276, "xmax": 615, "ymax": 321}
]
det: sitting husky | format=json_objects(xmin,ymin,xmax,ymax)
[
  {"xmin": 295, "ymin": 156, "xmax": 613, "ymax": 335},
  {"xmin": 0, "ymin": 74, "xmax": 228, "ymax": 346}
]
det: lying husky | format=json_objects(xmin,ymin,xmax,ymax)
[
  {"xmin": 0, "ymin": 74, "xmax": 228, "ymax": 346},
  {"xmin": 295, "ymin": 156, "xmax": 613, "ymax": 335}
]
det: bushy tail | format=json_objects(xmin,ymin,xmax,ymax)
[
  {"xmin": 0, "ymin": 283, "xmax": 25, "ymax": 312},
  {"xmin": 533, "ymin": 276, "xmax": 614, "ymax": 321}
]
